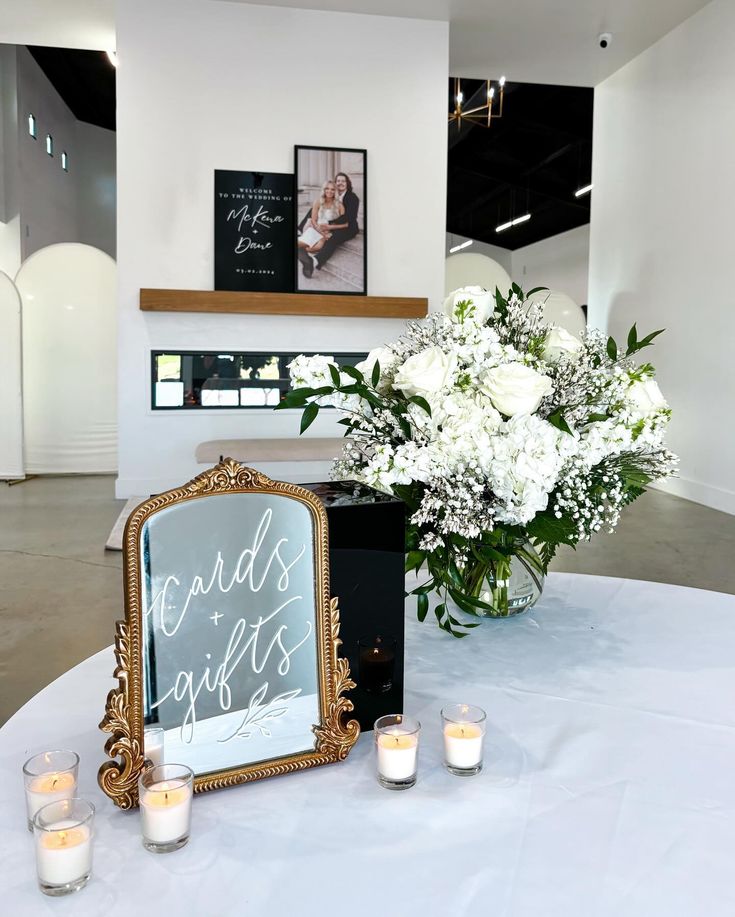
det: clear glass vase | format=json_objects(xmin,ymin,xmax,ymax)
[{"xmin": 461, "ymin": 542, "xmax": 545, "ymax": 618}]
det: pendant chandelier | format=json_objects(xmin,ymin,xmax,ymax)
[{"xmin": 448, "ymin": 76, "xmax": 506, "ymax": 130}]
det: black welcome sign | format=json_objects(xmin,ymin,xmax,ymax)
[{"xmin": 214, "ymin": 170, "xmax": 294, "ymax": 292}]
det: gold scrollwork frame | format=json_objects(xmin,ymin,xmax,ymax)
[{"xmin": 99, "ymin": 459, "xmax": 360, "ymax": 808}]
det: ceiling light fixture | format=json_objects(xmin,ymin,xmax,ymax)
[
  {"xmin": 496, "ymin": 213, "xmax": 531, "ymax": 233},
  {"xmin": 574, "ymin": 183, "xmax": 593, "ymax": 197},
  {"xmin": 106, "ymin": 50, "xmax": 118, "ymax": 68},
  {"xmin": 449, "ymin": 239, "xmax": 473, "ymax": 253},
  {"xmin": 449, "ymin": 75, "xmax": 507, "ymax": 131}
]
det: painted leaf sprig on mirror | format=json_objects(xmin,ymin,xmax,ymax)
[{"xmin": 276, "ymin": 285, "xmax": 677, "ymax": 636}]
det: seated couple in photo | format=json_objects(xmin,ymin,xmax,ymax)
[{"xmin": 297, "ymin": 172, "xmax": 359, "ymax": 277}]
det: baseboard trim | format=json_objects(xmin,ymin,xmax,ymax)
[{"xmin": 650, "ymin": 476, "xmax": 735, "ymax": 516}]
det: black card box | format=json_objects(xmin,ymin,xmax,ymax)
[{"xmin": 302, "ymin": 481, "xmax": 406, "ymax": 732}]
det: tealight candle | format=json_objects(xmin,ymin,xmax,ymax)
[
  {"xmin": 23, "ymin": 750, "xmax": 79, "ymax": 831},
  {"xmin": 358, "ymin": 635, "xmax": 397, "ymax": 694},
  {"xmin": 143, "ymin": 726, "xmax": 165, "ymax": 766},
  {"xmin": 139, "ymin": 764, "xmax": 194, "ymax": 853},
  {"xmin": 33, "ymin": 798, "xmax": 94, "ymax": 896},
  {"xmin": 374, "ymin": 714, "xmax": 420, "ymax": 790},
  {"xmin": 441, "ymin": 704, "xmax": 487, "ymax": 776}
]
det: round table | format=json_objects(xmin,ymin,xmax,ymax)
[{"xmin": 2, "ymin": 573, "xmax": 735, "ymax": 916}]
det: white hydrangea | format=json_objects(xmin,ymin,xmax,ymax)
[{"xmin": 287, "ymin": 286, "xmax": 676, "ymax": 549}]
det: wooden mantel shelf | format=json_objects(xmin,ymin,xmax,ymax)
[{"xmin": 140, "ymin": 288, "xmax": 428, "ymax": 319}]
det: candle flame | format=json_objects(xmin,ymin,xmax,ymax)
[
  {"xmin": 164, "ymin": 791, "xmax": 169, "ymax": 805},
  {"xmin": 58, "ymin": 831, "xmax": 67, "ymax": 847},
  {"xmin": 373, "ymin": 648, "xmax": 379, "ymax": 655},
  {"xmin": 51, "ymin": 775, "xmax": 59, "ymax": 790}
]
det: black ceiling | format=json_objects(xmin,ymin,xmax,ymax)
[
  {"xmin": 27, "ymin": 47, "xmax": 116, "ymax": 131},
  {"xmin": 447, "ymin": 80, "xmax": 593, "ymax": 250}
]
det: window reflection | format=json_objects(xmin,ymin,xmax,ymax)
[{"xmin": 151, "ymin": 351, "xmax": 367, "ymax": 410}]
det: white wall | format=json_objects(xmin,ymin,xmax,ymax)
[
  {"xmin": 16, "ymin": 46, "xmax": 78, "ymax": 260},
  {"xmin": 0, "ymin": 45, "xmax": 21, "ymax": 278},
  {"xmin": 512, "ymin": 225, "xmax": 589, "ymax": 305},
  {"xmin": 75, "ymin": 120, "xmax": 115, "ymax": 259},
  {"xmin": 116, "ymin": 0, "xmax": 448, "ymax": 498},
  {"xmin": 589, "ymin": 0, "xmax": 735, "ymax": 514},
  {"xmin": 445, "ymin": 232, "xmax": 513, "ymax": 276}
]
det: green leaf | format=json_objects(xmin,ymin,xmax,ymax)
[
  {"xmin": 626, "ymin": 324, "xmax": 638, "ymax": 355},
  {"xmin": 527, "ymin": 512, "xmax": 577, "ymax": 547},
  {"xmin": 300, "ymin": 402, "xmax": 319, "ymax": 434},
  {"xmin": 587, "ymin": 412, "xmax": 610, "ymax": 423},
  {"xmin": 525, "ymin": 286, "xmax": 548, "ymax": 298},
  {"xmin": 371, "ymin": 359, "xmax": 381, "ymax": 388},
  {"xmin": 408, "ymin": 395, "xmax": 432, "ymax": 417},
  {"xmin": 328, "ymin": 363, "xmax": 341, "ymax": 387},
  {"xmin": 405, "ymin": 550, "xmax": 425, "ymax": 573},
  {"xmin": 340, "ymin": 364, "xmax": 364, "ymax": 381},
  {"xmin": 547, "ymin": 411, "xmax": 573, "ymax": 436},
  {"xmin": 417, "ymin": 592, "xmax": 428, "ymax": 623},
  {"xmin": 606, "ymin": 337, "xmax": 618, "ymax": 361},
  {"xmin": 637, "ymin": 328, "xmax": 665, "ymax": 349}
]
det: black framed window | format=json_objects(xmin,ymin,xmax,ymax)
[{"xmin": 151, "ymin": 350, "xmax": 368, "ymax": 410}]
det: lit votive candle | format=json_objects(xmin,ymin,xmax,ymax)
[
  {"xmin": 33, "ymin": 798, "xmax": 94, "ymax": 897},
  {"xmin": 441, "ymin": 704, "xmax": 486, "ymax": 776},
  {"xmin": 139, "ymin": 763, "xmax": 194, "ymax": 853},
  {"xmin": 358, "ymin": 635, "xmax": 397, "ymax": 694},
  {"xmin": 23, "ymin": 750, "xmax": 79, "ymax": 832},
  {"xmin": 143, "ymin": 726, "xmax": 165, "ymax": 766},
  {"xmin": 374, "ymin": 714, "xmax": 420, "ymax": 790}
]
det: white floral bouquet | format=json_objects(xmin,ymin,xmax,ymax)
[{"xmin": 277, "ymin": 284, "xmax": 677, "ymax": 635}]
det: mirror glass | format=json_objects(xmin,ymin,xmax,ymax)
[{"xmin": 140, "ymin": 492, "xmax": 320, "ymax": 776}]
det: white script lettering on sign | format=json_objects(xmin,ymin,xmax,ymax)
[{"xmin": 141, "ymin": 496, "xmax": 320, "ymax": 774}]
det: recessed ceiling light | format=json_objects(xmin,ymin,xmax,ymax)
[{"xmin": 574, "ymin": 183, "xmax": 593, "ymax": 197}]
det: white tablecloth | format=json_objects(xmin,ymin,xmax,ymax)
[{"xmin": 2, "ymin": 573, "xmax": 734, "ymax": 916}]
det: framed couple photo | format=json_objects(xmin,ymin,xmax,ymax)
[{"xmin": 295, "ymin": 145, "xmax": 367, "ymax": 295}]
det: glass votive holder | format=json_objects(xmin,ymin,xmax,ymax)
[
  {"xmin": 358, "ymin": 635, "xmax": 397, "ymax": 694},
  {"xmin": 33, "ymin": 797, "xmax": 94, "ymax": 897},
  {"xmin": 143, "ymin": 726, "xmax": 165, "ymax": 767},
  {"xmin": 374, "ymin": 714, "xmax": 420, "ymax": 790},
  {"xmin": 23, "ymin": 750, "xmax": 79, "ymax": 832},
  {"xmin": 441, "ymin": 704, "xmax": 487, "ymax": 776},
  {"xmin": 139, "ymin": 763, "xmax": 194, "ymax": 853}
]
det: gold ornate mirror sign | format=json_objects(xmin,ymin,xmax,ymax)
[{"xmin": 99, "ymin": 460, "xmax": 359, "ymax": 808}]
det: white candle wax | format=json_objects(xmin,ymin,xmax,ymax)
[
  {"xmin": 377, "ymin": 731, "xmax": 418, "ymax": 780},
  {"xmin": 443, "ymin": 723, "xmax": 484, "ymax": 768},
  {"xmin": 140, "ymin": 780, "xmax": 192, "ymax": 843},
  {"xmin": 35, "ymin": 821, "xmax": 92, "ymax": 886},
  {"xmin": 25, "ymin": 772, "xmax": 77, "ymax": 822}
]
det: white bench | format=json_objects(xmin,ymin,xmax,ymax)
[
  {"xmin": 195, "ymin": 438, "xmax": 349, "ymax": 483},
  {"xmin": 195, "ymin": 438, "xmax": 348, "ymax": 463}
]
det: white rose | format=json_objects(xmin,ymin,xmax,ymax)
[
  {"xmin": 355, "ymin": 346, "xmax": 397, "ymax": 391},
  {"xmin": 443, "ymin": 286, "xmax": 494, "ymax": 324},
  {"xmin": 627, "ymin": 378, "xmax": 667, "ymax": 416},
  {"xmin": 392, "ymin": 347, "xmax": 456, "ymax": 397},
  {"xmin": 481, "ymin": 362, "xmax": 553, "ymax": 416},
  {"xmin": 543, "ymin": 326, "xmax": 583, "ymax": 363}
]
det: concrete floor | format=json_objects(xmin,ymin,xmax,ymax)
[{"xmin": 1, "ymin": 475, "xmax": 734, "ymax": 725}]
